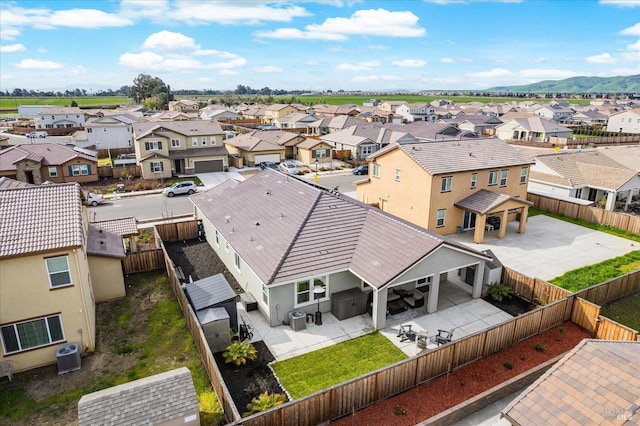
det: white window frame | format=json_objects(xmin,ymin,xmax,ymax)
[
  {"xmin": 214, "ymin": 229, "xmax": 219, "ymax": 247},
  {"xmin": 71, "ymin": 164, "xmax": 89, "ymax": 176},
  {"xmin": 436, "ymin": 209, "xmax": 446, "ymax": 227},
  {"xmin": 234, "ymin": 252, "xmax": 241, "ymax": 271},
  {"xmin": 0, "ymin": 314, "xmax": 65, "ymax": 354},
  {"xmin": 201, "ymin": 137, "xmax": 207, "ymax": 146},
  {"xmin": 488, "ymin": 170, "xmax": 498, "ymax": 186},
  {"xmin": 45, "ymin": 256, "xmax": 72, "ymax": 288},
  {"xmin": 500, "ymin": 170, "xmax": 508, "ymax": 187},
  {"xmin": 171, "ymin": 138, "xmax": 180, "ymax": 148},
  {"xmin": 144, "ymin": 141, "xmax": 162, "ymax": 151},
  {"xmin": 315, "ymin": 149, "xmax": 327, "ymax": 159},
  {"xmin": 192, "ymin": 137, "xmax": 198, "ymax": 147},
  {"xmin": 361, "ymin": 145, "xmax": 374, "ymax": 155},
  {"xmin": 470, "ymin": 173, "xmax": 477, "ymax": 189},
  {"xmin": 372, "ymin": 164, "xmax": 380, "ymax": 178},
  {"xmin": 441, "ymin": 176, "xmax": 452, "ymax": 192},
  {"xmin": 150, "ymin": 161, "xmax": 163, "ymax": 173},
  {"xmin": 262, "ymin": 284, "xmax": 269, "ymax": 305},
  {"xmin": 210, "ymin": 136, "xmax": 217, "ymax": 146},
  {"xmin": 520, "ymin": 167, "xmax": 528, "ymax": 184},
  {"xmin": 294, "ymin": 276, "xmax": 328, "ymax": 307},
  {"xmin": 575, "ymin": 188, "xmax": 583, "ymax": 199},
  {"xmin": 48, "ymin": 166, "xmax": 58, "ymax": 178},
  {"xmin": 395, "ymin": 169, "xmax": 401, "ymax": 181}
]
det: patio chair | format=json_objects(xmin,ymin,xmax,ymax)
[
  {"xmin": 397, "ymin": 324, "xmax": 416, "ymax": 342},
  {"xmin": 0, "ymin": 360, "xmax": 12, "ymax": 382},
  {"xmin": 434, "ymin": 329, "xmax": 454, "ymax": 346}
]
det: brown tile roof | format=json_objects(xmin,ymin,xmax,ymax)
[
  {"xmin": 375, "ymin": 138, "xmax": 533, "ymax": 175},
  {"xmin": 90, "ymin": 217, "xmax": 138, "ymax": 237},
  {"xmin": 87, "ymin": 224, "xmax": 126, "ymax": 259},
  {"xmin": 534, "ymin": 151, "xmax": 638, "ymax": 190},
  {"xmin": 0, "ymin": 143, "xmax": 97, "ymax": 171},
  {"xmin": 133, "ymin": 119, "xmax": 224, "ymax": 138},
  {"xmin": 296, "ymin": 137, "xmax": 330, "ymax": 150},
  {"xmin": 454, "ymin": 189, "xmax": 532, "ymax": 214},
  {"xmin": 167, "ymin": 146, "xmax": 228, "ymax": 159},
  {"xmin": 191, "ymin": 172, "xmax": 488, "ymax": 288},
  {"xmin": 0, "ymin": 176, "xmax": 35, "ymax": 189},
  {"xmin": 502, "ymin": 340, "xmax": 640, "ymax": 426},
  {"xmin": 0, "ymin": 183, "xmax": 84, "ymax": 258}
]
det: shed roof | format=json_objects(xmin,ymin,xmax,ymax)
[
  {"xmin": 89, "ymin": 217, "xmax": 138, "ymax": 237},
  {"xmin": 185, "ymin": 273, "xmax": 236, "ymax": 311}
]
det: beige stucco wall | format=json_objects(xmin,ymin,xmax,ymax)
[
  {"xmin": 139, "ymin": 157, "xmax": 172, "ymax": 179},
  {"xmin": 0, "ymin": 249, "xmax": 95, "ymax": 372},
  {"xmin": 298, "ymin": 143, "xmax": 333, "ymax": 165},
  {"xmin": 88, "ymin": 256, "xmax": 125, "ymax": 303}
]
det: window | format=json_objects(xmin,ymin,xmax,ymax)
[
  {"xmin": 87, "ymin": 128, "xmax": 93, "ymax": 134},
  {"xmin": 372, "ymin": 164, "xmax": 380, "ymax": 178},
  {"xmin": 70, "ymin": 165, "xmax": 89, "ymax": 176},
  {"xmin": 295, "ymin": 276, "xmax": 327, "ymax": 306},
  {"xmin": 210, "ymin": 136, "xmax": 217, "ymax": 146},
  {"xmin": 520, "ymin": 167, "xmax": 528, "ymax": 184},
  {"xmin": 395, "ymin": 169, "xmax": 401, "ymax": 181},
  {"xmin": 488, "ymin": 171, "xmax": 498, "ymax": 185},
  {"xmin": 1, "ymin": 314, "xmax": 65, "ymax": 354},
  {"xmin": 171, "ymin": 139, "xmax": 180, "ymax": 148},
  {"xmin": 48, "ymin": 166, "xmax": 58, "ymax": 178},
  {"xmin": 214, "ymin": 229, "xmax": 219, "ymax": 246},
  {"xmin": 436, "ymin": 209, "xmax": 446, "ymax": 227},
  {"xmin": 150, "ymin": 161, "xmax": 163, "ymax": 173},
  {"xmin": 202, "ymin": 137, "xmax": 207, "ymax": 145},
  {"xmin": 192, "ymin": 137, "xmax": 198, "ymax": 147},
  {"xmin": 500, "ymin": 170, "xmax": 508, "ymax": 187},
  {"xmin": 575, "ymin": 188, "xmax": 583, "ymax": 199},
  {"xmin": 45, "ymin": 256, "xmax": 72, "ymax": 288},
  {"xmin": 416, "ymin": 276, "xmax": 433, "ymax": 288},
  {"xmin": 315, "ymin": 149, "xmax": 327, "ymax": 158},
  {"xmin": 225, "ymin": 242, "xmax": 229, "ymax": 253},
  {"xmin": 441, "ymin": 176, "xmax": 452, "ymax": 192},
  {"xmin": 262, "ymin": 284, "xmax": 269, "ymax": 304},
  {"xmin": 234, "ymin": 253, "xmax": 241, "ymax": 270},
  {"xmin": 144, "ymin": 141, "xmax": 162, "ymax": 151},
  {"xmin": 361, "ymin": 145, "xmax": 374, "ymax": 155},
  {"xmin": 470, "ymin": 173, "xmax": 477, "ymax": 189}
]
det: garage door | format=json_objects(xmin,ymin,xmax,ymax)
[
  {"xmin": 254, "ymin": 154, "xmax": 280, "ymax": 164},
  {"xmin": 194, "ymin": 160, "xmax": 224, "ymax": 173}
]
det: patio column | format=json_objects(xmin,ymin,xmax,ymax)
[
  {"xmin": 427, "ymin": 275, "xmax": 441, "ymax": 313},
  {"xmin": 518, "ymin": 206, "xmax": 529, "ymax": 234},
  {"xmin": 605, "ymin": 191, "xmax": 616, "ymax": 211},
  {"xmin": 624, "ymin": 190, "xmax": 633, "ymax": 211},
  {"xmin": 498, "ymin": 209, "xmax": 509, "ymax": 239},
  {"xmin": 474, "ymin": 214, "xmax": 487, "ymax": 244},
  {"xmin": 472, "ymin": 261, "xmax": 484, "ymax": 299},
  {"xmin": 372, "ymin": 289, "xmax": 386, "ymax": 331}
]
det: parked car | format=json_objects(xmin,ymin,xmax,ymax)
[
  {"xmin": 84, "ymin": 192, "xmax": 105, "ymax": 206},
  {"xmin": 352, "ymin": 165, "xmax": 369, "ymax": 175},
  {"xmin": 162, "ymin": 181, "xmax": 197, "ymax": 197},
  {"xmin": 260, "ymin": 161, "xmax": 279, "ymax": 171},
  {"xmin": 27, "ymin": 131, "xmax": 47, "ymax": 138},
  {"xmin": 279, "ymin": 162, "xmax": 301, "ymax": 175}
]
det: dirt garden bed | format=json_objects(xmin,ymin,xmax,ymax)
[{"xmin": 482, "ymin": 294, "xmax": 536, "ymax": 316}]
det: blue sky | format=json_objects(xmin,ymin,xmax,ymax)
[{"xmin": 1, "ymin": 0, "xmax": 639, "ymax": 92}]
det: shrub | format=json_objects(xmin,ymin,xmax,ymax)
[
  {"xmin": 558, "ymin": 326, "xmax": 565, "ymax": 334},
  {"xmin": 394, "ymin": 405, "xmax": 407, "ymax": 416},
  {"xmin": 223, "ymin": 342, "xmax": 257, "ymax": 366},
  {"xmin": 534, "ymin": 343, "xmax": 546, "ymax": 352},
  {"xmin": 503, "ymin": 362, "xmax": 513, "ymax": 370},
  {"xmin": 244, "ymin": 392, "xmax": 286, "ymax": 415},
  {"xmin": 488, "ymin": 283, "xmax": 513, "ymax": 302}
]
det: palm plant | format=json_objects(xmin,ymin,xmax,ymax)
[
  {"xmin": 223, "ymin": 341, "xmax": 257, "ymax": 366},
  {"xmin": 244, "ymin": 392, "xmax": 286, "ymax": 415}
]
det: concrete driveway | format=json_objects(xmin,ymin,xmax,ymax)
[
  {"xmin": 448, "ymin": 215, "xmax": 638, "ymax": 280},
  {"xmin": 196, "ymin": 167, "xmax": 247, "ymax": 189}
]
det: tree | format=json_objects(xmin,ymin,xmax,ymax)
[
  {"xmin": 129, "ymin": 73, "xmax": 169, "ymax": 104},
  {"xmin": 70, "ymin": 100, "xmax": 78, "ymax": 107}
]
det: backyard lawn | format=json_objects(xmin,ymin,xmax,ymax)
[
  {"xmin": 272, "ymin": 332, "xmax": 407, "ymax": 399},
  {"xmin": 600, "ymin": 292, "xmax": 640, "ymax": 332}
]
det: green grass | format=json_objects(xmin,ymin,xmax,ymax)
[
  {"xmin": 600, "ymin": 292, "xmax": 640, "ymax": 332},
  {"xmin": 549, "ymin": 250, "xmax": 640, "ymax": 292},
  {"xmin": 272, "ymin": 332, "xmax": 407, "ymax": 399},
  {"xmin": 0, "ymin": 272, "xmax": 223, "ymax": 425},
  {"xmin": 0, "ymin": 96, "xmax": 128, "ymax": 111}
]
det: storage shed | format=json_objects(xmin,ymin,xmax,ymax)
[{"xmin": 184, "ymin": 274, "xmax": 238, "ymax": 352}]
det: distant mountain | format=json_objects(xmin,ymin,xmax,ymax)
[{"xmin": 486, "ymin": 74, "xmax": 640, "ymax": 93}]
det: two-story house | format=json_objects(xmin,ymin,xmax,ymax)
[
  {"xmin": 605, "ymin": 108, "xmax": 640, "ymax": 134},
  {"xmin": 36, "ymin": 107, "xmax": 85, "ymax": 130},
  {"xmin": 262, "ymin": 104, "xmax": 301, "ymax": 124},
  {"xmin": 531, "ymin": 105, "xmax": 574, "ymax": 122},
  {"xmin": 395, "ymin": 103, "xmax": 438, "ymax": 123},
  {"xmin": 132, "ymin": 120, "xmax": 228, "ymax": 178},
  {"xmin": 85, "ymin": 114, "xmax": 142, "ymax": 150},
  {"xmin": 0, "ymin": 180, "xmax": 125, "ymax": 372},
  {"xmin": 356, "ymin": 138, "xmax": 534, "ymax": 244},
  {"xmin": 0, "ymin": 143, "xmax": 99, "ymax": 184}
]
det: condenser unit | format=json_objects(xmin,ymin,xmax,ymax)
[{"xmin": 56, "ymin": 343, "xmax": 81, "ymax": 374}]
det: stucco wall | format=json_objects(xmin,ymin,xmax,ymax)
[{"xmin": 88, "ymin": 255, "xmax": 125, "ymax": 303}]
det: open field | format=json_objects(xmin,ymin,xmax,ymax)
[{"xmin": 0, "ymin": 96, "xmax": 129, "ymax": 111}]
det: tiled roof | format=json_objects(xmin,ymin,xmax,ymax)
[
  {"xmin": 383, "ymin": 122, "xmax": 470, "ymax": 140},
  {"xmin": 502, "ymin": 340, "xmax": 640, "ymax": 426},
  {"xmin": 133, "ymin": 119, "xmax": 224, "ymax": 138},
  {"xmin": 191, "ymin": 172, "xmax": 488, "ymax": 288},
  {"xmin": 78, "ymin": 367, "xmax": 199, "ymax": 426},
  {"xmin": 87, "ymin": 224, "xmax": 126, "ymax": 259},
  {"xmin": 376, "ymin": 138, "xmax": 533, "ymax": 175},
  {"xmin": 90, "ymin": 217, "xmax": 138, "ymax": 237},
  {"xmin": 0, "ymin": 176, "xmax": 34, "ymax": 189},
  {"xmin": 0, "ymin": 183, "xmax": 84, "ymax": 258},
  {"xmin": 0, "ymin": 143, "xmax": 97, "ymax": 171},
  {"xmin": 167, "ymin": 146, "xmax": 228, "ymax": 159},
  {"xmin": 296, "ymin": 137, "xmax": 330, "ymax": 149},
  {"xmin": 38, "ymin": 106, "xmax": 82, "ymax": 115},
  {"xmin": 534, "ymin": 151, "xmax": 638, "ymax": 190},
  {"xmin": 501, "ymin": 117, "xmax": 572, "ymax": 133},
  {"xmin": 454, "ymin": 189, "xmax": 532, "ymax": 214}
]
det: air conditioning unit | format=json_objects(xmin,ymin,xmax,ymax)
[{"xmin": 56, "ymin": 343, "xmax": 81, "ymax": 374}]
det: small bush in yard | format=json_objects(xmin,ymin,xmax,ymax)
[
  {"xmin": 223, "ymin": 342, "xmax": 257, "ymax": 366},
  {"xmin": 534, "ymin": 343, "xmax": 546, "ymax": 352},
  {"xmin": 488, "ymin": 283, "xmax": 513, "ymax": 302},
  {"xmin": 394, "ymin": 405, "xmax": 407, "ymax": 416},
  {"xmin": 244, "ymin": 392, "xmax": 286, "ymax": 415},
  {"xmin": 503, "ymin": 362, "xmax": 513, "ymax": 370}
]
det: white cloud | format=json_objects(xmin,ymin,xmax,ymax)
[
  {"xmin": 351, "ymin": 74, "xmax": 403, "ymax": 82},
  {"xmin": 37, "ymin": 47, "xmax": 47, "ymax": 53},
  {"xmin": 219, "ymin": 69, "xmax": 239, "ymax": 76},
  {"xmin": 600, "ymin": 0, "xmax": 640, "ymax": 7},
  {"xmin": 48, "ymin": 9, "xmax": 132, "ymax": 28},
  {"xmin": 619, "ymin": 23, "xmax": 640, "ymax": 35},
  {"xmin": 392, "ymin": 59, "xmax": 427, "ymax": 67},
  {"xmin": 620, "ymin": 40, "xmax": 640, "ymax": 61},
  {"xmin": 465, "ymin": 68, "xmax": 513, "ymax": 79},
  {"xmin": 14, "ymin": 59, "xmax": 64, "ymax": 70},
  {"xmin": 0, "ymin": 27, "xmax": 20, "ymax": 41},
  {"xmin": 118, "ymin": 50, "xmax": 248, "ymax": 72},
  {"xmin": 337, "ymin": 61, "xmax": 381, "ymax": 71},
  {"xmin": 169, "ymin": 2, "xmax": 311, "ymax": 25},
  {"xmin": 586, "ymin": 53, "xmax": 616, "ymax": 63},
  {"xmin": 253, "ymin": 66, "xmax": 283, "ymax": 73},
  {"xmin": 119, "ymin": 52, "xmax": 165, "ymax": 70},
  {"xmin": 0, "ymin": 43, "xmax": 26, "ymax": 53},
  {"xmin": 198, "ymin": 77, "xmax": 214, "ymax": 82},
  {"xmin": 257, "ymin": 8, "xmax": 425, "ymax": 41},
  {"xmin": 440, "ymin": 57, "xmax": 455, "ymax": 63},
  {"xmin": 194, "ymin": 49, "xmax": 240, "ymax": 58},
  {"xmin": 141, "ymin": 31, "xmax": 198, "ymax": 52},
  {"xmin": 424, "ymin": 0, "xmax": 522, "ymax": 3},
  {"xmin": 119, "ymin": 0, "xmax": 171, "ymax": 20},
  {"xmin": 368, "ymin": 44, "xmax": 387, "ymax": 50}
]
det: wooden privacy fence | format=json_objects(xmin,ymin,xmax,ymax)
[
  {"xmin": 97, "ymin": 165, "xmax": 141, "ymax": 179},
  {"xmin": 548, "ymin": 135, "xmax": 640, "ymax": 147},
  {"xmin": 122, "ymin": 249, "xmax": 164, "ymax": 274},
  {"xmin": 232, "ymin": 298, "xmax": 572, "ymax": 426},
  {"xmin": 155, "ymin": 220, "xmax": 199, "ymax": 242},
  {"xmin": 571, "ymin": 296, "xmax": 639, "ymax": 341},
  {"xmin": 527, "ymin": 193, "xmax": 640, "ymax": 234},
  {"xmin": 501, "ymin": 267, "xmax": 571, "ymax": 304},
  {"xmin": 574, "ymin": 269, "xmax": 640, "ymax": 306},
  {"xmin": 155, "ymin": 226, "xmax": 241, "ymax": 424}
]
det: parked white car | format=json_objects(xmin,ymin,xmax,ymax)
[
  {"xmin": 279, "ymin": 162, "xmax": 300, "ymax": 175},
  {"xmin": 84, "ymin": 192, "xmax": 105, "ymax": 206},
  {"xmin": 162, "ymin": 181, "xmax": 198, "ymax": 197}
]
